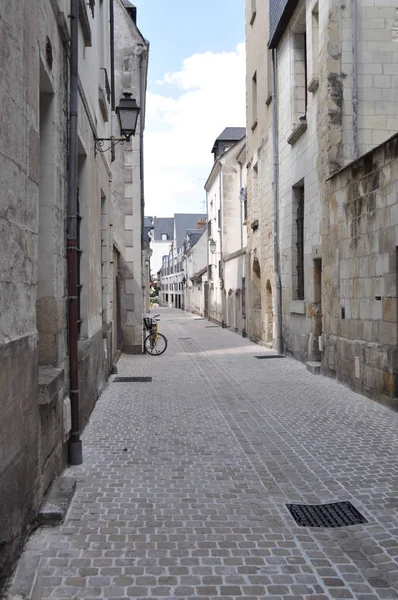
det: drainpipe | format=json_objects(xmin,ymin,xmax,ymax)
[
  {"xmin": 271, "ymin": 48, "xmax": 283, "ymax": 355},
  {"xmin": 352, "ymin": 0, "xmax": 358, "ymax": 160},
  {"xmin": 67, "ymin": 0, "xmax": 82, "ymax": 465},
  {"xmin": 219, "ymin": 163, "xmax": 225, "ymax": 328},
  {"xmin": 109, "ymin": 0, "xmax": 116, "ymax": 162},
  {"xmin": 139, "ymin": 50, "xmax": 145, "ymax": 325},
  {"xmin": 206, "ymin": 191, "xmax": 210, "ymax": 320},
  {"xmin": 239, "ymin": 163, "xmax": 243, "ymax": 250}
]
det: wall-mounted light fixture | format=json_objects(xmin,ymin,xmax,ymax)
[
  {"xmin": 95, "ymin": 93, "xmax": 140, "ymax": 154},
  {"xmin": 209, "ymin": 238, "xmax": 220, "ymax": 255}
]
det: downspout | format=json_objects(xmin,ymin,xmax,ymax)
[
  {"xmin": 139, "ymin": 46, "xmax": 149, "ymax": 320},
  {"xmin": 239, "ymin": 163, "xmax": 243, "ymax": 250},
  {"xmin": 352, "ymin": 0, "xmax": 358, "ymax": 160},
  {"xmin": 67, "ymin": 0, "xmax": 82, "ymax": 465},
  {"xmin": 206, "ymin": 190, "xmax": 210, "ymax": 320},
  {"xmin": 272, "ymin": 48, "xmax": 283, "ymax": 355},
  {"xmin": 219, "ymin": 162, "xmax": 225, "ymax": 328},
  {"xmin": 109, "ymin": 0, "xmax": 116, "ymax": 162}
]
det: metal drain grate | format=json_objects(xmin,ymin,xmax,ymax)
[
  {"xmin": 178, "ymin": 337, "xmax": 191, "ymax": 340},
  {"xmin": 205, "ymin": 325, "xmax": 219, "ymax": 328},
  {"xmin": 255, "ymin": 354, "xmax": 285, "ymax": 359},
  {"xmin": 113, "ymin": 377, "xmax": 152, "ymax": 383},
  {"xmin": 286, "ymin": 501, "xmax": 367, "ymax": 528}
]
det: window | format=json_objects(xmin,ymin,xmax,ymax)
[
  {"xmin": 240, "ymin": 186, "xmax": 248, "ymax": 222},
  {"xmin": 293, "ymin": 31, "xmax": 308, "ymax": 120},
  {"xmin": 251, "ymin": 71, "xmax": 258, "ymax": 130},
  {"xmin": 250, "ymin": 0, "xmax": 256, "ymax": 25},
  {"xmin": 218, "ymin": 208, "xmax": 221, "ymax": 229},
  {"xmin": 208, "ymin": 220, "xmax": 212, "ymax": 237},
  {"xmin": 311, "ymin": 4, "xmax": 319, "ymax": 89},
  {"xmin": 266, "ymin": 50, "xmax": 273, "ymax": 105},
  {"xmin": 161, "ymin": 233, "xmax": 168, "ymax": 241},
  {"xmin": 295, "ymin": 186, "xmax": 305, "ymax": 300}
]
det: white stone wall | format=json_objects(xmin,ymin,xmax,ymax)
[
  {"xmin": 206, "ymin": 166, "xmax": 223, "ymax": 323},
  {"xmin": 340, "ymin": 2, "xmax": 398, "ymax": 161},
  {"xmin": 113, "ymin": 0, "xmax": 148, "ymax": 353},
  {"xmin": 276, "ymin": 0, "xmax": 321, "ymax": 359},
  {"xmin": 184, "ymin": 231, "xmax": 208, "ymax": 316},
  {"xmin": 150, "ymin": 239, "xmax": 172, "ymax": 275}
]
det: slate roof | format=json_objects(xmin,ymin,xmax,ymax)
[
  {"xmin": 174, "ymin": 214, "xmax": 207, "ymax": 249},
  {"xmin": 215, "ymin": 127, "xmax": 246, "ymax": 142},
  {"xmin": 211, "ymin": 127, "xmax": 246, "ymax": 156},
  {"xmin": 153, "ymin": 217, "xmax": 174, "ymax": 241}
]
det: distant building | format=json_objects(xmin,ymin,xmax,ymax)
[
  {"xmin": 205, "ymin": 129, "xmax": 247, "ymax": 332},
  {"xmin": 158, "ymin": 214, "xmax": 206, "ymax": 309},
  {"xmin": 147, "ymin": 217, "xmax": 174, "ymax": 275}
]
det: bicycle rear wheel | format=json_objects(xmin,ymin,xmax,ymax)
[{"xmin": 144, "ymin": 332, "xmax": 168, "ymax": 356}]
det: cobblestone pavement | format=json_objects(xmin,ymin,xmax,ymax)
[{"xmin": 24, "ymin": 309, "xmax": 398, "ymax": 599}]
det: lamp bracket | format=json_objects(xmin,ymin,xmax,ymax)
[{"xmin": 94, "ymin": 136, "xmax": 129, "ymax": 155}]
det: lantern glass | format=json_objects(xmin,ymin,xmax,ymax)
[{"xmin": 116, "ymin": 93, "xmax": 140, "ymax": 140}]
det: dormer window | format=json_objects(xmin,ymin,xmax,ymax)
[{"xmin": 161, "ymin": 233, "xmax": 168, "ymax": 241}]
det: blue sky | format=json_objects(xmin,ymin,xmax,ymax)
[
  {"xmin": 134, "ymin": 1, "xmax": 245, "ymax": 86},
  {"xmin": 132, "ymin": 0, "xmax": 246, "ymax": 217}
]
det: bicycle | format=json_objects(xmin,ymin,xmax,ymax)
[{"xmin": 143, "ymin": 314, "xmax": 168, "ymax": 356}]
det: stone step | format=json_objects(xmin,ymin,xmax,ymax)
[
  {"xmin": 38, "ymin": 475, "xmax": 76, "ymax": 526},
  {"xmin": 306, "ymin": 361, "xmax": 321, "ymax": 375}
]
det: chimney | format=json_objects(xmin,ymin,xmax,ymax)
[{"xmin": 197, "ymin": 218, "xmax": 207, "ymax": 229}]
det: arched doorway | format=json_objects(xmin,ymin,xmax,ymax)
[{"xmin": 252, "ymin": 257, "xmax": 262, "ymax": 340}]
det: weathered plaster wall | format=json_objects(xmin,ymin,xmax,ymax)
[{"xmin": 323, "ymin": 135, "xmax": 398, "ymax": 408}]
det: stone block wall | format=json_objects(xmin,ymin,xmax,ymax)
[
  {"xmin": 323, "ymin": 134, "xmax": 398, "ymax": 407},
  {"xmin": 0, "ymin": 0, "xmax": 42, "ymax": 586}
]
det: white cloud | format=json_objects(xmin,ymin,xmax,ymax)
[{"xmin": 144, "ymin": 43, "xmax": 246, "ymax": 217}]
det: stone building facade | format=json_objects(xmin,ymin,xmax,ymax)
[
  {"xmin": 205, "ymin": 128, "xmax": 246, "ymax": 327},
  {"xmin": 245, "ymin": 0, "xmax": 398, "ymax": 371},
  {"xmin": 158, "ymin": 214, "xmax": 206, "ymax": 309},
  {"xmin": 113, "ymin": 0, "xmax": 149, "ymax": 355},
  {"xmin": 183, "ymin": 230, "xmax": 208, "ymax": 317},
  {"xmin": 245, "ymin": 1, "xmax": 275, "ymax": 344},
  {"xmin": 0, "ymin": 0, "xmax": 148, "ymax": 588},
  {"xmin": 323, "ymin": 134, "xmax": 398, "ymax": 407}
]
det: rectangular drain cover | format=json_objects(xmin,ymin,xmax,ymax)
[
  {"xmin": 255, "ymin": 354, "xmax": 285, "ymax": 359},
  {"xmin": 205, "ymin": 325, "xmax": 219, "ymax": 328},
  {"xmin": 286, "ymin": 501, "xmax": 367, "ymax": 528},
  {"xmin": 178, "ymin": 337, "xmax": 191, "ymax": 340},
  {"xmin": 113, "ymin": 377, "xmax": 152, "ymax": 383}
]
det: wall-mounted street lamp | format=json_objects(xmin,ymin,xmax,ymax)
[
  {"xmin": 209, "ymin": 238, "xmax": 220, "ymax": 255},
  {"xmin": 95, "ymin": 93, "xmax": 140, "ymax": 154}
]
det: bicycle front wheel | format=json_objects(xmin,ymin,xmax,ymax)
[{"xmin": 144, "ymin": 332, "xmax": 168, "ymax": 356}]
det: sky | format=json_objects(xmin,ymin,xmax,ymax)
[{"xmin": 132, "ymin": 0, "xmax": 246, "ymax": 217}]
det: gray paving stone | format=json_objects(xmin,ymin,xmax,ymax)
[{"xmin": 8, "ymin": 308, "xmax": 398, "ymax": 599}]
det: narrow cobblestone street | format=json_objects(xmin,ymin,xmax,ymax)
[{"xmin": 25, "ymin": 308, "xmax": 398, "ymax": 599}]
